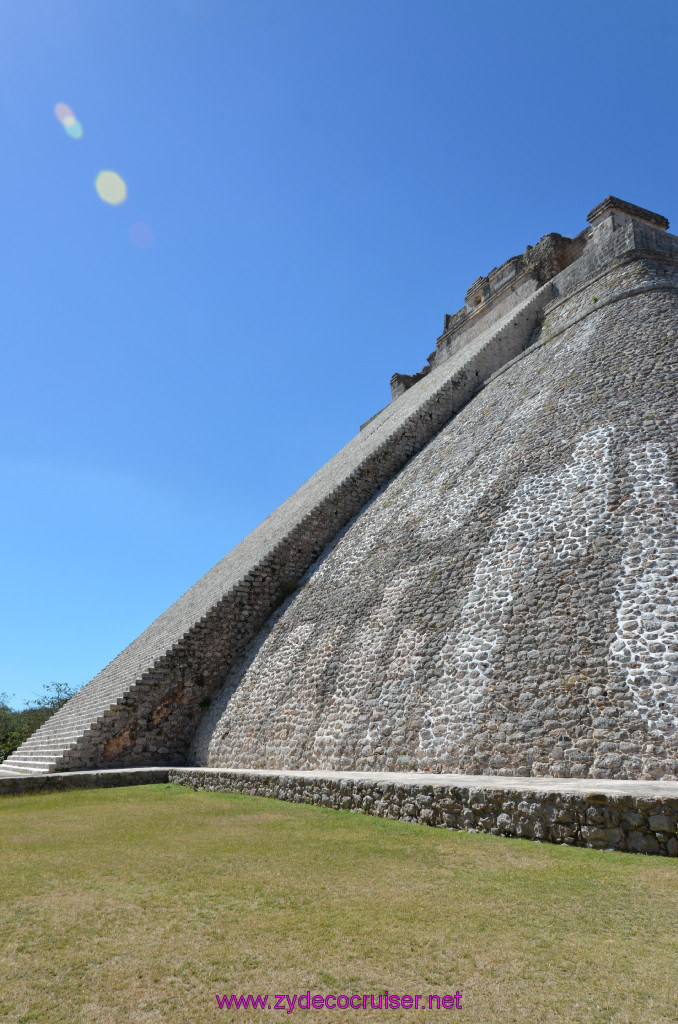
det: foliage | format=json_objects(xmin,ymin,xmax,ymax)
[{"xmin": 0, "ymin": 682, "xmax": 76, "ymax": 763}]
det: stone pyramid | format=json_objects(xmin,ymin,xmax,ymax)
[{"xmin": 3, "ymin": 196, "xmax": 676, "ymax": 782}]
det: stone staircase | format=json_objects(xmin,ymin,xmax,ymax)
[
  {"xmin": 0, "ymin": 744, "xmax": 75, "ymax": 775},
  {"xmin": 0, "ymin": 689, "xmax": 130, "ymax": 776},
  {"xmin": 0, "ymin": 283, "xmax": 559, "ymax": 778}
]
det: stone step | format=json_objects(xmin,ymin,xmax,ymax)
[
  {"xmin": 5, "ymin": 753, "xmax": 63, "ymax": 763},
  {"xmin": 12, "ymin": 709, "xmax": 129, "ymax": 747},
  {"xmin": 3, "ymin": 753, "xmax": 62, "ymax": 766},
  {"xmin": 29, "ymin": 714, "xmax": 113, "ymax": 733},
  {"xmin": 2, "ymin": 750, "xmax": 63, "ymax": 762},
  {"xmin": 13, "ymin": 750, "xmax": 82, "ymax": 763},
  {"xmin": 21, "ymin": 730, "xmax": 86, "ymax": 741},
  {"xmin": 12, "ymin": 734, "xmax": 80, "ymax": 744},
  {"xmin": 5, "ymin": 681, "xmax": 138, "ymax": 774},
  {"xmin": 0, "ymin": 761, "xmax": 55, "ymax": 775},
  {"xmin": 18, "ymin": 725, "xmax": 99, "ymax": 741},
  {"xmin": 5, "ymin": 647, "xmax": 181, "ymax": 772},
  {"xmin": 13, "ymin": 742, "xmax": 79, "ymax": 753}
]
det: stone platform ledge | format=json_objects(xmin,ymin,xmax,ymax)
[
  {"xmin": 0, "ymin": 766, "xmax": 170, "ymax": 797},
  {"xmin": 169, "ymin": 768, "xmax": 678, "ymax": 858}
]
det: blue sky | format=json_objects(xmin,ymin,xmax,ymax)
[{"xmin": 1, "ymin": 0, "xmax": 675, "ymax": 707}]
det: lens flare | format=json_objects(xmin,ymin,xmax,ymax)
[
  {"xmin": 62, "ymin": 116, "xmax": 84, "ymax": 139},
  {"xmin": 54, "ymin": 102, "xmax": 74, "ymax": 124},
  {"xmin": 55, "ymin": 102, "xmax": 83, "ymax": 139},
  {"xmin": 95, "ymin": 171, "xmax": 127, "ymax": 206},
  {"xmin": 129, "ymin": 221, "xmax": 154, "ymax": 248}
]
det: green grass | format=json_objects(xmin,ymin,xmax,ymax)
[{"xmin": 1, "ymin": 784, "xmax": 677, "ymax": 1023}]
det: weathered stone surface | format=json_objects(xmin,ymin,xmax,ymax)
[
  {"xmin": 0, "ymin": 767, "xmax": 169, "ymax": 797},
  {"xmin": 4, "ymin": 196, "xmax": 678, "ymax": 797},
  {"xmin": 194, "ymin": 207, "xmax": 678, "ymax": 781},
  {"xmin": 168, "ymin": 767, "xmax": 678, "ymax": 857}
]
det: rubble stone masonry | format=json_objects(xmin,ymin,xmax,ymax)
[{"xmin": 3, "ymin": 197, "xmax": 677, "ymax": 788}]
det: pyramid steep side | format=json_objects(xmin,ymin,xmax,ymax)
[{"xmin": 3, "ymin": 197, "xmax": 676, "ymax": 775}]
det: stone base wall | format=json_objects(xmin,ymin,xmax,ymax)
[
  {"xmin": 169, "ymin": 768, "xmax": 678, "ymax": 858},
  {"xmin": 0, "ymin": 767, "xmax": 169, "ymax": 797}
]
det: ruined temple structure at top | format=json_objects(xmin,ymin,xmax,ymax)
[{"xmin": 3, "ymin": 196, "xmax": 677, "ymax": 782}]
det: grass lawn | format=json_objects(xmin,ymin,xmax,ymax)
[{"xmin": 1, "ymin": 784, "xmax": 676, "ymax": 1024}]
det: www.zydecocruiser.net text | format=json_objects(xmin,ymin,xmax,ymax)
[{"xmin": 215, "ymin": 991, "xmax": 463, "ymax": 1012}]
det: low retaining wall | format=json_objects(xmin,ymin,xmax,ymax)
[
  {"xmin": 169, "ymin": 768, "xmax": 678, "ymax": 857},
  {"xmin": 0, "ymin": 766, "xmax": 170, "ymax": 797},
  {"xmin": 4, "ymin": 764, "xmax": 676, "ymax": 859}
]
